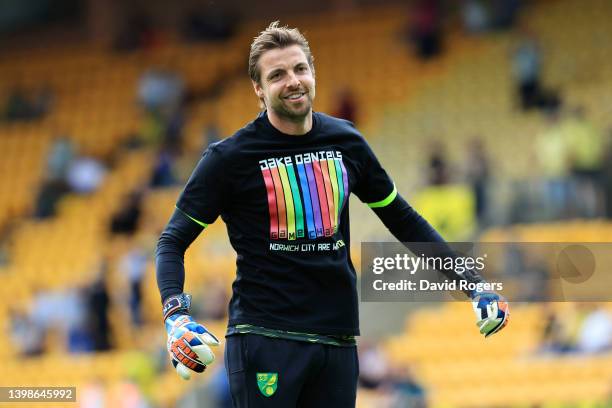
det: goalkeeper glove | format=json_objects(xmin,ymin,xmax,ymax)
[
  {"xmin": 471, "ymin": 291, "xmax": 510, "ymax": 338},
  {"xmin": 163, "ymin": 293, "xmax": 220, "ymax": 380}
]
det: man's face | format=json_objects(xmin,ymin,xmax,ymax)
[{"xmin": 253, "ymin": 45, "xmax": 316, "ymax": 122}]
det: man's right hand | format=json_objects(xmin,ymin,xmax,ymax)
[
  {"xmin": 165, "ymin": 313, "xmax": 220, "ymax": 380},
  {"xmin": 163, "ymin": 293, "xmax": 220, "ymax": 380}
]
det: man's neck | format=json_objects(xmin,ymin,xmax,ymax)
[{"xmin": 267, "ymin": 110, "xmax": 313, "ymax": 135}]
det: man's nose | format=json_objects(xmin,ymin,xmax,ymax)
[{"xmin": 286, "ymin": 72, "xmax": 300, "ymax": 88}]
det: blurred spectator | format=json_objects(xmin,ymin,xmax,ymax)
[
  {"xmin": 577, "ymin": 306, "xmax": 612, "ymax": 354},
  {"xmin": 462, "ymin": 0, "xmax": 490, "ymax": 34},
  {"xmin": 120, "ymin": 131, "xmax": 147, "ymax": 151},
  {"xmin": 0, "ymin": 235, "xmax": 8, "ymax": 267},
  {"xmin": 3, "ymin": 86, "xmax": 54, "ymax": 121},
  {"xmin": 512, "ymin": 29, "xmax": 541, "ymax": 110},
  {"xmin": 512, "ymin": 28, "xmax": 560, "ymax": 112},
  {"xmin": 138, "ymin": 69, "xmax": 186, "ymax": 158},
  {"xmin": 47, "ymin": 136, "xmax": 75, "ymax": 181},
  {"xmin": 34, "ymin": 136, "xmax": 75, "ymax": 219},
  {"xmin": 66, "ymin": 156, "xmax": 107, "ymax": 194},
  {"xmin": 110, "ymin": 190, "xmax": 144, "ymax": 235},
  {"xmin": 164, "ymin": 107, "xmax": 185, "ymax": 152},
  {"xmin": 465, "ymin": 138, "xmax": 490, "ymax": 226},
  {"xmin": 409, "ymin": 0, "xmax": 444, "ymax": 60},
  {"xmin": 535, "ymin": 111, "xmax": 570, "ymax": 219},
  {"xmin": 65, "ymin": 288, "xmax": 94, "ymax": 353},
  {"xmin": 564, "ymin": 106, "xmax": 604, "ymax": 217},
  {"xmin": 137, "ymin": 69, "xmax": 184, "ymax": 113},
  {"xmin": 80, "ymin": 381, "xmax": 106, "ymax": 408},
  {"xmin": 114, "ymin": 13, "xmax": 162, "ymax": 52},
  {"xmin": 181, "ymin": 9, "xmax": 238, "ymax": 42},
  {"xmin": 4, "ymin": 87, "xmax": 35, "ymax": 121},
  {"xmin": 26, "ymin": 286, "xmax": 90, "ymax": 353},
  {"xmin": 9, "ymin": 308, "xmax": 45, "ymax": 356},
  {"xmin": 565, "ymin": 107, "xmax": 603, "ymax": 172},
  {"xmin": 602, "ymin": 128, "xmax": 612, "ymax": 218},
  {"xmin": 502, "ymin": 244, "xmax": 548, "ymax": 301},
  {"xmin": 86, "ymin": 260, "xmax": 113, "ymax": 351},
  {"xmin": 119, "ymin": 246, "xmax": 148, "ymax": 326},
  {"xmin": 387, "ymin": 365, "xmax": 427, "ymax": 408},
  {"xmin": 31, "ymin": 85, "xmax": 55, "ymax": 118},
  {"xmin": 150, "ymin": 149, "xmax": 178, "ymax": 188},
  {"xmin": 334, "ymin": 88, "xmax": 358, "ymax": 124},
  {"xmin": 490, "ymin": 0, "xmax": 521, "ymax": 30},
  {"xmin": 33, "ymin": 177, "xmax": 70, "ymax": 219},
  {"xmin": 427, "ymin": 141, "xmax": 450, "ymax": 186},
  {"xmin": 358, "ymin": 342, "xmax": 390, "ymax": 389},
  {"xmin": 31, "ymin": 288, "xmax": 73, "ymax": 332},
  {"xmin": 534, "ymin": 108, "xmax": 604, "ymax": 219},
  {"xmin": 141, "ymin": 111, "xmax": 165, "ymax": 146},
  {"xmin": 538, "ymin": 305, "xmax": 575, "ymax": 354}
]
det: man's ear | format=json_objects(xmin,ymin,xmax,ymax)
[
  {"xmin": 252, "ymin": 81, "xmax": 263, "ymax": 98},
  {"xmin": 252, "ymin": 80, "xmax": 266, "ymax": 109}
]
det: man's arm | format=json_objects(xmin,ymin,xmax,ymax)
[
  {"xmin": 370, "ymin": 190, "xmax": 510, "ymax": 337},
  {"xmin": 156, "ymin": 208, "xmax": 205, "ymax": 303},
  {"xmin": 156, "ymin": 144, "xmax": 228, "ymax": 379},
  {"xmin": 370, "ymin": 191, "xmax": 484, "ymax": 288},
  {"xmin": 156, "ymin": 208, "xmax": 220, "ymax": 380},
  {"xmin": 349, "ymin": 131, "xmax": 508, "ymax": 337},
  {"xmin": 157, "ymin": 144, "xmax": 227, "ymax": 302}
]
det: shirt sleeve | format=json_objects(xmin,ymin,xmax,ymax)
[
  {"xmin": 351, "ymin": 136, "xmax": 396, "ymax": 207},
  {"xmin": 176, "ymin": 144, "xmax": 228, "ymax": 226},
  {"xmin": 156, "ymin": 208, "xmax": 204, "ymax": 303},
  {"xmin": 371, "ymin": 193, "xmax": 484, "ymax": 295}
]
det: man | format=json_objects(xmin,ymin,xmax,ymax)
[{"xmin": 156, "ymin": 21, "xmax": 509, "ymax": 407}]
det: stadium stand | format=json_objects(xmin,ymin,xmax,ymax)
[{"xmin": 0, "ymin": 0, "xmax": 611, "ymax": 406}]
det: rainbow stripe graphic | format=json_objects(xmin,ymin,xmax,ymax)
[{"xmin": 261, "ymin": 152, "xmax": 349, "ymax": 240}]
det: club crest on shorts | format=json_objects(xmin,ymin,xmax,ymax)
[{"xmin": 256, "ymin": 373, "xmax": 278, "ymax": 397}]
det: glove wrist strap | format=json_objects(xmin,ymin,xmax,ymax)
[{"xmin": 163, "ymin": 293, "xmax": 192, "ymax": 321}]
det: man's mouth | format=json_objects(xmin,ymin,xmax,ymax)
[{"xmin": 284, "ymin": 92, "xmax": 306, "ymax": 100}]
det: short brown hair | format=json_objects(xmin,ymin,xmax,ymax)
[{"xmin": 249, "ymin": 21, "xmax": 315, "ymax": 85}]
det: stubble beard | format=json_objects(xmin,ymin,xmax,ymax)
[{"xmin": 271, "ymin": 93, "xmax": 313, "ymax": 123}]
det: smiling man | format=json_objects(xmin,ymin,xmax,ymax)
[
  {"xmin": 252, "ymin": 44, "xmax": 315, "ymax": 133},
  {"xmin": 156, "ymin": 21, "xmax": 508, "ymax": 408}
]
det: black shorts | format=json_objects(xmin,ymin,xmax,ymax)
[{"xmin": 224, "ymin": 334, "xmax": 359, "ymax": 408}]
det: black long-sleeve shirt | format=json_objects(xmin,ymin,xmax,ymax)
[{"xmin": 156, "ymin": 111, "xmax": 481, "ymax": 336}]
